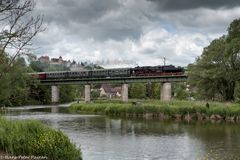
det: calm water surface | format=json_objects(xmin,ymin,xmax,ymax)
[{"xmin": 2, "ymin": 105, "xmax": 240, "ymax": 160}]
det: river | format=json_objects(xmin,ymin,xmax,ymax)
[{"xmin": 2, "ymin": 105, "xmax": 240, "ymax": 160}]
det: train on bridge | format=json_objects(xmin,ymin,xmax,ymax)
[{"xmin": 32, "ymin": 65, "xmax": 184, "ymax": 80}]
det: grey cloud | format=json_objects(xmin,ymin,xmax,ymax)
[
  {"xmin": 37, "ymin": 0, "xmax": 122, "ymax": 24},
  {"xmin": 151, "ymin": 6, "xmax": 240, "ymax": 35},
  {"xmin": 147, "ymin": 0, "xmax": 240, "ymax": 11},
  {"xmin": 35, "ymin": 0, "xmax": 237, "ymax": 43},
  {"xmin": 34, "ymin": 0, "xmax": 145, "ymax": 41},
  {"xmin": 31, "ymin": 0, "xmax": 240, "ymax": 67},
  {"xmin": 140, "ymin": 48, "xmax": 156, "ymax": 54}
]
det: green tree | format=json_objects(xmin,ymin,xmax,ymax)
[
  {"xmin": 234, "ymin": 81, "xmax": 240, "ymax": 102},
  {"xmin": 29, "ymin": 85, "xmax": 51, "ymax": 105},
  {"xmin": 60, "ymin": 85, "xmax": 75, "ymax": 103},
  {"xmin": 188, "ymin": 18, "xmax": 240, "ymax": 101},
  {"xmin": 91, "ymin": 90, "xmax": 100, "ymax": 100},
  {"xmin": 129, "ymin": 83, "xmax": 146, "ymax": 99},
  {"xmin": 0, "ymin": 54, "xmax": 31, "ymax": 106},
  {"xmin": 0, "ymin": 0, "xmax": 43, "ymax": 106},
  {"xmin": 0, "ymin": 0, "xmax": 43, "ymax": 73},
  {"xmin": 30, "ymin": 61, "xmax": 50, "ymax": 72},
  {"xmin": 174, "ymin": 83, "xmax": 188, "ymax": 100},
  {"xmin": 152, "ymin": 83, "xmax": 161, "ymax": 99}
]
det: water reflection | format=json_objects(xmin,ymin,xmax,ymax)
[
  {"xmin": 51, "ymin": 106, "xmax": 59, "ymax": 113},
  {"xmin": 3, "ymin": 107, "xmax": 240, "ymax": 160}
]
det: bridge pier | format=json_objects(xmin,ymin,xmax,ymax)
[
  {"xmin": 85, "ymin": 85, "xmax": 91, "ymax": 102},
  {"xmin": 51, "ymin": 85, "xmax": 59, "ymax": 104},
  {"xmin": 161, "ymin": 82, "xmax": 171, "ymax": 101},
  {"xmin": 122, "ymin": 84, "xmax": 128, "ymax": 102}
]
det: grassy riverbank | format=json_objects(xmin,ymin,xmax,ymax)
[
  {"xmin": 70, "ymin": 100, "xmax": 240, "ymax": 122},
  {"xmin": 0, "ymin": 117, "xmax": 82, "ymax": 160}
]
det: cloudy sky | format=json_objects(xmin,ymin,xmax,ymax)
[{"xmin": 32, "ymin": 0, "xmax": 240, "ymax": 68}]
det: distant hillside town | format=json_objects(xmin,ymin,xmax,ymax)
[{"xmin": 31, "ymin": 55, "xmax": 103, "ymax": 72}]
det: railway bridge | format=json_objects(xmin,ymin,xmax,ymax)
[{"xmin": 38, "ymin": 74, "xmax": 188, "ymax": 104}]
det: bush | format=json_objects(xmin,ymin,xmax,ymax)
[
  {"xmin": 207, "ymin": 107, "xmax": 227, "ymax": 116},
  {"xmin": 30, "ymin": 130, "xmax": 81, "ymax": 160},
  {"xmin": 0, "ymin": 117, "xmax": 82, "ymax": 160},
  {"xmin": 131, "ymin": 106, "xmax": 144, "ymax": 114},
  {"xmin": 69, "ymin": 100, "xmax": 240, "ymax": 119},
  {"xmin": 144, "ymin": 105, "xmax": 159, "ymax": 113},
  {"xmin": 193, "ymin": 105, "xmax": 207, "ymax": 114},
  {"xmin": 91, "ymin": 90, "xmax": 100, "ymax": 100}
]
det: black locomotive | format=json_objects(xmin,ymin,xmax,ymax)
[{"xmin": 32, "ymin": 65, "xmax": 184, "ymax": 80}]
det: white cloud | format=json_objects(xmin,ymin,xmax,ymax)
[
  {"xmin": 34, "ymin": 26, "xmax": 217, "ymax": 68},
  {"xmin": 31, "ymin": 0, "xmax": 240, "ymax": 68}
]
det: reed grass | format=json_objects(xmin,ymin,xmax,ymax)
[
  {"xmin": 70, "ymin": 100, "xmax": 240, "ymax": 119},
  {"xmin": 0, "ymin": 117, "xmax": 82, "ymax": 160}
]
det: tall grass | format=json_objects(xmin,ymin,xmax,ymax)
[
  {"xmin": 0, "ymin": 117, "xmax": 82, "ymax": 160},
  {"xmin": 70, "ymin": 100, "xmax": 240, "ymax": 118}
]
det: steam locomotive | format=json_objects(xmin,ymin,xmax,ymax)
[{"xmin": 32, "ymin": 65, "xmax": 184, "ymax": 80}]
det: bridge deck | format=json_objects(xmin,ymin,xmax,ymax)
[{"xmin": 39, "ymin": 75, "xmax": 188, "ymax": 85}]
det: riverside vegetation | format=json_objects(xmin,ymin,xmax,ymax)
[
  {"xmin": 0, "ymin": 117, "xmax": 82, "ymax": 160},
  {"xmin": 70, "ymin": 100, "xmax": 240, "ymax": 122}
]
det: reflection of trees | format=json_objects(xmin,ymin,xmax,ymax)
[
  {"xmin": 55, "ymin": 115, "xmax": 240, "ymax": 158},
  {"xmin": 120, "ymin": 119, "xmax": 186, "ymax": 136},
  {"xmin": 63, "ymin": 117, "xmax": 186, "ymax": 135},
  {"xmin": 110, "ymin": 118, "xmax": 240, "ymax": 157},
  {"xmin": 51, "ymin": 106, "xmax": 59, "ymax": 113},
  {"xmin": 181, "ymin": 122, "xmax": 240, "ymax": 158}
]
